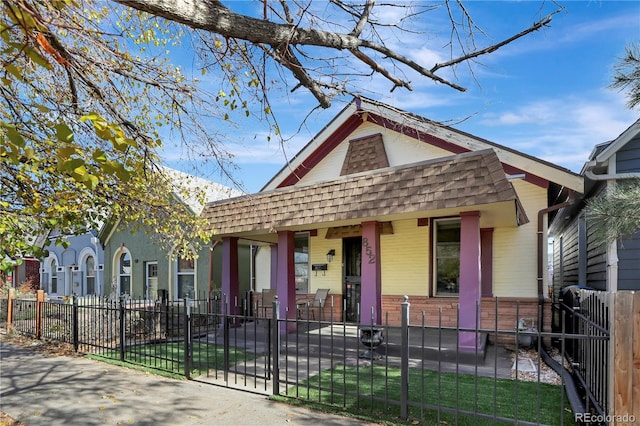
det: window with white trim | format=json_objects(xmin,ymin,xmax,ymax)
[
  {"xmin": 176, "ymin": 252, "xmax": 195, "ymax": 299},
  {"xmin": 294, "ymin": 233, "xmax": 309, "ymax": 294},
  {"xmin": 434, "ymin": 219, "xmax": 460, "ymax": 296}
]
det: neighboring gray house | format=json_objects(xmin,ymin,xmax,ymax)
[
  {"xmin": 39, "ymin": 168, "xmax": 247, "ymax": 301},
  {"xmin": 40, "ymin": 230, "xmax": 105, "ymax": 297},
  {"xmin": 550, "ymin": 118, "xmax": 640, "ymax": 294}
]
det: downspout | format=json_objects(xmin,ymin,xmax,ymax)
[
  {"xmin": 537, "ymin": 190, "xmax": 575, "ymax": 310},
  {"xmin": 585, "ymin": 170, "xmax": 640, "ymax": 180},
  {"xmin": 584, "ymin": 159, "xmax": 640, "ymax": 181},
  {"xmin": 537, "ymin": 190, "xmax": 586, "ymax": 416}
]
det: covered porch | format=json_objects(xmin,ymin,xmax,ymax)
[{"xmin": 201, "ymin": 150, "xmax": 528, "ymax": 352}]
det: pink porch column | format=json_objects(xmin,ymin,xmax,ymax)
[
  {"xmin": 361, "ymin": 221, "xmax": 382, "ymax": 325},
  {"xmin": 222, "ymin": 237, "xmax": 240, "ymax": 317},
  {"xmin": 277, "ymin": 231, "xmax": 296, "ymax": 331},
  {"xmin": 458, "ymin": 211, "xmax": 483, "ymax": 351}
]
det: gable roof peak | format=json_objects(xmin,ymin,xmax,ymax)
[
  {"xmin": 590, "ymin": 117, "xmax": 640, "ymax": 165},
  {"xmin": 264, "ymin": 96, "xmax": 582, "ymax": 194}
]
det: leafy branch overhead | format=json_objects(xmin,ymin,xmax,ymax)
[{"xmin": 2, "ymin": 0, "xmax": 559, "ymax": 263}]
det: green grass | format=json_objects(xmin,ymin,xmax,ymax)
[
  {"xmin": 276, "ymin": 365, "xmax": 576, "ymax": 425},
  {"xmin": 87, "ymin": 341, "xmax": 254, "ymax": 379}
]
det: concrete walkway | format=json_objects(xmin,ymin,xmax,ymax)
[{"xmin": 0, "ymin": 335, "xmax": 376, "ymax": 426}]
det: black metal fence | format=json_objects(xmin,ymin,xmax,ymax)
[
  {"xmin": 10, "ymin": 298, "xmax": 38, "ymax": 337},
  {"xmin": 2, "ymin": 294, "xmax": 608, "ymax": 425},
  {"xmin": 555, "ymin": 288, "xmax": 611, "ymax": 418},
  {"xmin": 272, "ymin": 299, "xmax": 587, "ymax": 426},
  {"xmin": 0, "ymin": 298, "xmax": 8, "ymax": 328}
]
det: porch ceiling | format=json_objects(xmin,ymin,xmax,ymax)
[{"xmin": 202, "ymin": 149, "xmax": 529, "ymax": 242}]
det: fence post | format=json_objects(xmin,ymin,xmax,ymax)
[
  {"xmin": 400, "ymin": 295, "xmax": 410, "ymax": 420},
  {"xmin": 36, "ymin": 290, "xmax": 44, "ymax": 340},
  {"xmin": 272, "ymin": 296, "xmax": 280, "ymax": 396},
  {"xmin": 7, "ymin": 288, "xmax": 14, "ymax": 326},
  {"xmin": 184, "ymin": 298, "xmax": 192, "ymax": 379},
  {"xmin": 119, "ymin": 295, "xmax": 126, "ymax": 362},
  {"xmin": 223, "ymin": 293, "xmax": 230, "ymax": 383},
  {"xmin": 72, "ymin": 295, "xmax": 79, "ymax": 352},
  {"xmin": 612, "ymin": 291, "xmax": 640, "ymax": 423}
]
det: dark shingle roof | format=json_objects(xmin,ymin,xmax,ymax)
[{"xmin": 202, "ymin": 149, "xmax": 527, "ymax": 237}]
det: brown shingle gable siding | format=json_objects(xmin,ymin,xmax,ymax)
[
  {"xmin": 202, "ymin": 149, "xmax": 525, "ymax": 236},
  {"xmin": 340, "ymin": 133, "xmax": 390, "ymax": 176}
]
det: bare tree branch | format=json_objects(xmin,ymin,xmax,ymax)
[
  {"xmin": 431, "ymin": 10, "xmax": 558, "ymax": 73},
  {"xmin": 114, "ymin": 0, "xmax": 559, "ymax": 106},
  {"xmin": 349, "ymin": 0, "xmax": 374, "ymax": 37},
  {"xmin": 349, "ymin": 48, "xmax": 411, "ymax": 92}
]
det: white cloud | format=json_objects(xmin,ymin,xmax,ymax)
[
  {"xmin": 224, "ymin": 131, "xmax": 312, "ymax": 165},
  {"xmin": 472, "ymin": 90, "xmax": 638, "ymax": 172},
  {"xmin": 555, "ymin": 12, "xmax": 639, "ymax": 45}
]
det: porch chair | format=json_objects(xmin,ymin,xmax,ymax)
[
  {"xmin": 297, "ymin": 288, "xmax": 330, "ymax": 320},
  {"xmin": 259, "ymin": 288, "xmax": 277, "ymax": 320}
]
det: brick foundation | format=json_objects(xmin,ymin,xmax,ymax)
[
  {"xmin": 251, "ymin": 292, "xmax": 550, "ymax": 346},
  {"xmin": 382, "ymin": 295, "xmax": 551, "ymax": 345}
]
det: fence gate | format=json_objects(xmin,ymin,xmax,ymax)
[{"xmin": 190, "ymin": 303, "xmax": 273, "ymax": 394}]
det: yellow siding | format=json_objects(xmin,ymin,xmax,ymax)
[
  {"xmin": 298, "ymin": 139, "xmax": 349, "ymax": 185},
  {"xmin": 492, "ymin": 181, "xmax": 547, "ymax": 297},
  {"xmin": 382, "ymin": 128, "xmax": 452, "ymax": 166},
  {"xmin": 380, "ymin": 220, "xmax": 430, "ymax": 295},
  {"xmin": 257, "ymin": 175, "xmax": 548, "ymax": 300},
  {"xmin": 309, "ymin": 230, "xmax": 343, "ymax": 299},
  {"xmin": 255, "ymin": 245, "xmax": 271, "ymax": 291},
  {"xmin": 306, "ymin": 223, "xmax": 430, "ymax": 298}
]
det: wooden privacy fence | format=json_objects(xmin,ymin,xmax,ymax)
[
  {"xmin": 610, "ymin": 291, "xmax": 640, "ymax": 423},
  {"xmin": 573, "ymin": 290, "xmax": 639, "ymax": 424}
]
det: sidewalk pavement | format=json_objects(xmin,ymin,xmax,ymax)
[{"xmin": 0, "ymin": 335, "xmax": 376, "ymax": 426}]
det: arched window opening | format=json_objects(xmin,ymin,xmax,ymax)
[
  {"xmin": 86, "ymin": 256, "xmax": 95, "ymax": 295},
  {"xmin": 50, "ymin": 258, "xmax": 58, "ymax": 294},
  {"xmin": 119, "ymin": 252, "xmax": 131, "ymax": 295}
]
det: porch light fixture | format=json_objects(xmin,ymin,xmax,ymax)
[{"xmin": 326, "ymin": 249, "xmax": 336, "ymax": 263}]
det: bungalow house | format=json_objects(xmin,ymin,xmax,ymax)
[
  {"xmin": 201, "ymin": 97, "xmax": 583, "ymax": 350},
  {"xmin": 550, "ymin": 118, "xmax": 640, "ymax": 294},
  {"xmin": 40, "ymin": 230, "xmax": 105, "ymax": 298},
  {"xmin": 98, "ymin": 168, "xmax": 250, "ymax": 301}
]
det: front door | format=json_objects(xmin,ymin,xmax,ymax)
[{"xmin": 343, "ymin": 237, "xmax": 362, "ymax": 322}]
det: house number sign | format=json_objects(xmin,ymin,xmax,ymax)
[{"xmin": 362, "ymin": 237, "xmax": 376, "ymax": 264}]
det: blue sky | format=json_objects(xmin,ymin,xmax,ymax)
[{"xmin": 162, "ymin": 1, "xmax": 640, "ymax": 193}]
